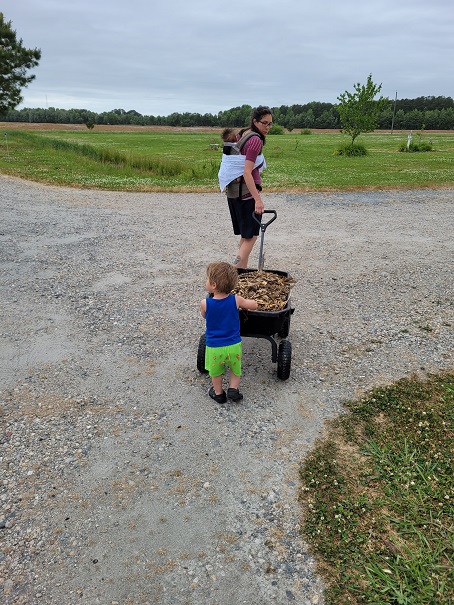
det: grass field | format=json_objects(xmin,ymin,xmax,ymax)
[
  {"xmin": 300, "ymin": 372, "xmax": 453, "ymax": 605},
  {"xmin": 0, "ymin": 125, "xmax": 453, "ymax": 191}
]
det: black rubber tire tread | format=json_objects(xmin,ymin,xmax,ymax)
[
  {"xmin": 277, "ymin": 339, "xmax": 292, "ymax": 380},
  {"xmin": 197, "ymin": 333, "xmax": 208, "ymax": 373}
]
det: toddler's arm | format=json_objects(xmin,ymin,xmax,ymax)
[
  {"xmin": 200, "ymin": 299, "xmax": 207, "ymax": 318},
  {"xmin": 236, "ymin": 295, "xmax": 258, "ymax": 311}
]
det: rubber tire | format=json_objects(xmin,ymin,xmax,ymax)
[
  {"xmin": 197, "ymin": 333, "xmax": 208, "ymax": 373},
  {"xmin": 277, "ymin": 316, "xmax": 290, "ymax": 338},
  {"xmin": 277, "ymin": 339, "xmax": 292, "ymax": 380}
]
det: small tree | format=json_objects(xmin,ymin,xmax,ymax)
[
  {"xmin": 0, "ymin": 13, "xmax": 41, "ymax": 114},
  {"xmin": 337, "ymin": 74, "xmax": 389, "ymax": 145}
]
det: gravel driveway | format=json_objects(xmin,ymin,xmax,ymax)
[{"xmin": 1, "ymin": 175, "xmax": 453, "ymax": 605}]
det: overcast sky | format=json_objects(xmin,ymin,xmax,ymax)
[{"xmin": 3, "ymin": 0, "xmax": 452, "ymax": 116}]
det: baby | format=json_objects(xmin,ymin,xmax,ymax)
[{"xmin": 221, "ymin": 127, "xmax": 238, "ymax": 155}]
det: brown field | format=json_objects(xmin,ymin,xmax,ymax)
[
  {"xmin": 0, "ymin": 122, "xmax": 221, "ymax": 133},
  {"xmin": 2, "ymin": 122, "xmax": 450, "ymax": 135}
]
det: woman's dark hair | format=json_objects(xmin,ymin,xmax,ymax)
[{"xmin": 249, "ymin": 105, "xmax": 272, "ymax": 144}]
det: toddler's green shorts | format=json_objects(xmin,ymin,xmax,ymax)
[{"xmin": 205, "ymin": 342, "xmax": 242, "ymax": 377}]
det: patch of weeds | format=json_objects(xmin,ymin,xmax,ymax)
[
  {"xmin": 299, "ymin": 372, "xmax": 454, "ymax": 605},
  {"xmin": 399, "ymin": 141, "xmax": 434, "ymax": 153}
]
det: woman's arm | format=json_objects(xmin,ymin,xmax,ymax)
[
  {"xmin": 243, "ymin": 160, "xmax": 264, "ymax": 215},
  {"xmin": 236, "ymin": 295, "xmax": 258, "ymax": 311}
]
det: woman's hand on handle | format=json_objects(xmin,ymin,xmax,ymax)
[{"xmin": 255, "ymin": 196, "xmax": 264, "ymax": 215}]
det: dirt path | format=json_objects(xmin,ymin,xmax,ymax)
[{"xmin": 1, "ymin": 176, "xmax": 452, "ymax": 604}]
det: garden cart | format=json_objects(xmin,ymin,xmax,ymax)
[{"xmin": 197, "ymin": 210, "xmax": 294, "ymax": 380}]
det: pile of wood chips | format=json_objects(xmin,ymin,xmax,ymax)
[{"xmin": 234, "ymin": 271, "xmax": 295, "ymax": 312}]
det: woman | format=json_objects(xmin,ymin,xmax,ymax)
[{"xmin": 219, "ymin": 106, "xmax": 273, "ymax": 269}]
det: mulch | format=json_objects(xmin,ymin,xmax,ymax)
[{"xmin": 234, "ymin": 271, "xmax": 295, "ymax": 311}]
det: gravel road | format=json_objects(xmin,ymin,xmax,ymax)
[{"xmin": 1, "ymin": 175, "xmax": 453, "ymax": 605}]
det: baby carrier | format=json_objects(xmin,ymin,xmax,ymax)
[{"xmin": 222, "ymin": 131, "xmax": 263, "ymax": 199}]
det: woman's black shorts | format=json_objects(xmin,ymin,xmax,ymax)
[{"xmin": 227, "ymin": 196, "xmax": 261, "ymax": 238}]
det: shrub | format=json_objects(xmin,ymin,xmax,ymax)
[
  {"xmin": 334, "ymin": 142, "xmax": 368, "ymax": 156},
  {"xmin": 269, "ymin": 124, "xmax": 285, "ymax": 135},
  {"xmin": 399, "ymin": 141, "xmax": 433, "ymax": 152},
  {"xmin": 301, "ymin": 128, "xmax": 312, "ymax": 135}
]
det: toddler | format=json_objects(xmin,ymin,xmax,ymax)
[{"xmin": 200, "ymin": 262, "xmax": 258, "ymax": 403}]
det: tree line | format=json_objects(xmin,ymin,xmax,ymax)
[{"xmin": 3, "ymin": 97, "xmax": 454, "ymax": 130}]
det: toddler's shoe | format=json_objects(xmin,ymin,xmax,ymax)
[
  {"xmin": 227, "ymin": 388, "xmax": 243, "ymax": 402},
  {"xmin": 209, "ymin": 387, "xmax": 227, "ymax": 404}
]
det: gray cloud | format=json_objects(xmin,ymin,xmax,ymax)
[{"xmin": 3, "ymin": 0, "xmax": 452, "ymax": 115}]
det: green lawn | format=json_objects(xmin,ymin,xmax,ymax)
[
  {"xmin": 300, "ymin": 372, "xmax": 453, "ymax": 605},
  {"xmin": 0, "ymin": 128, "xmax": 453, "ymax": 191}
]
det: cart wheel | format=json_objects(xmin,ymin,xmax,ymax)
[
  {"xmin": 197, "ymin": 333, "xmax": 208, "ymax": 373},
  {"xmin": 278, "ymin": 316, "xmax": 290, "ymax": 338},
  {"xmin": 277, "ymin": 339, "xmax": 292, "ymax": 380}
]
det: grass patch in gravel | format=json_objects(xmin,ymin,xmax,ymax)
[
  {"xmin": 299, "ymin": 371, "xmax": 453, "ymax": 605},
  {"xmin": 0, "ymin": 128, "xmax": 453, "ymax": 191}
]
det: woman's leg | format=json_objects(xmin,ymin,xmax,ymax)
[
  {"xmin": 228, "ymin": 196, "xmax": 260, "ymax": 268},
  {"xmin": 236, "ymin": 236, "xmax": 257, "ymax": 269}
]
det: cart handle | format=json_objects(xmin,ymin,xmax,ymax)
[{"xmin": 252, "ymin": 209, "xmax": 277, "ymax": 232}]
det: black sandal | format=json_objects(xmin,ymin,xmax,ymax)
[
  {"xmin": 209, "ymin": 387, "xmax": 227, "ymax": 404},
  {"xmin": 227, "ymin": 388, "xmax": 243, "ymax": 402}
]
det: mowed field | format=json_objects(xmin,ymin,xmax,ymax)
[{"xmin": 1, "ymin": 123, "xmax": 453, "ymax": 192}]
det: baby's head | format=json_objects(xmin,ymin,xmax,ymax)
[
  {"xmin": 221, "ymin": 128, "xmax": 237, "ymax": 143},
  {"xmin": 207, "ymin": 261, "xmax": 238, "ymax": 294}
]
